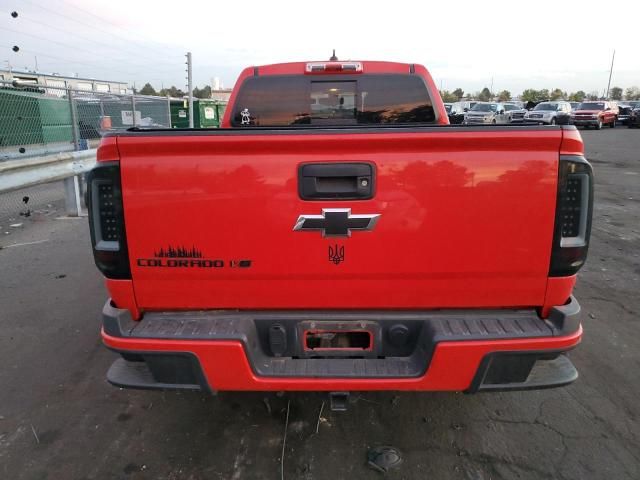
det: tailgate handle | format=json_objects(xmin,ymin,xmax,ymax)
[{"xmin": 299, "ymin": 162, "xmax": 374, "ymax": 200}]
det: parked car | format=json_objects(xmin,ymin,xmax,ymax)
[
  {"xmin": 524, "ymin": 101, "xmax": 572, "ymax": 125},
  {"xmin": 569, "ymin": 102, "xmax": 580, "ymax": 111},
  {"xmin": 628, "ymin": 105, "xmax": 640, "ymax": 128},
  {"xmin": 570, "ymin": 101, "xmax": 617, "ymax": 129},
  {"xmin": 503, "ymin": 103, "xmax": 527, "ymax": 123},
  {"xmin": 463, "ymin": 102, "xmax": 509, "ymax": 124},
  {"xmin": 504, "ymin": 100, "xmax": 525, "ymax": 108},
  {"xmin": 444, "ymin": 103, "xmax": 453, "ymax": 115},
  {"xmin": 448, "ymin": 101, "xmax": 477, "ymax": 124},
  {"xmin": 617, "ymin": 104, "xmax": 634, "ymax": 125},
  {"xmin": 86, "ymin": 58, "xmax": 592, "ymax": 399}
]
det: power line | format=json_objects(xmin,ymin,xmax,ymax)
[
  {"xmin": 4, "ymin": 26, "xmax": 181, "ymax": 76},
  {"xmin": 20, "ymin": 0, "xmax": 186, "ymax": 61},
  {"xmin": 16, "ymin": 14, "xmax": 181, "ymax": 67},
  {"xmin": 1, "ymin": 44, "xmax": 170, "ymax": 81},
  {"xmin": 61, "ymin": 0, "xmax": 188, "ymax": 56}
]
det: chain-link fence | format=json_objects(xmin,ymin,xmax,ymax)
[{"xmin": 0, "ymin": 80, "xmax": 171, "ymax": 161}]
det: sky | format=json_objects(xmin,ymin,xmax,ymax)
[{"xmin": 2, "ymin": 0, "xmax": 640, "ymax": 96}]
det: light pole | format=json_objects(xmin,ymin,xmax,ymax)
[
  {"xmin": 605, "ymin": 50, "xmax": 615, "ymax": 100},
  {"xmin": 186, "ymin": 52, "xmax": 194, "ymax": 128}
]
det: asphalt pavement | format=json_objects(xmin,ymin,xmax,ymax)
[{"xmin": 1, "ymin": 128, "xmax": 639, "ymax": 480}]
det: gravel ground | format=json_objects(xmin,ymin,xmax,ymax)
[{"xmin": 0, "ymin": 128, "xmax": 638, "ymax": 480}]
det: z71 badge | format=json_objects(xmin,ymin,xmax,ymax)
[{"xmin": 137, "ymin": 245, "xmax": 251, "ymax": 269}]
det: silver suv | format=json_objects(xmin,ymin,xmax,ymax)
[
  {"xmin": 524, "ymin": 101, "xmax": 572, "ymax": 125},
  {"xmin": 463, "ymin": 102, "xmax": 509, "ymax": 125},
  {"xmin": 503, "ymin": 103, "xmax": 527, "ymax": 123}
]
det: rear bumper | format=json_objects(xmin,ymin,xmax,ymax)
[
  {"xmin": 102, "ymin": 298, "xmax": 582, "ymax": 393},
  {"xmin": 571, "ymin": 119, "xmax": 599, "ymax": 126},
  {"xmin": 524, "ymin": 118, "xmax": 551, "ymax": 125},
  {"xmin": 463, "ymin": 117, "xmax": 492, "ymax": 124}
]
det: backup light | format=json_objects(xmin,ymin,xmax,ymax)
[{"xmin": 98, "ymin": 183, "xmax": 120, "ymax": 242}]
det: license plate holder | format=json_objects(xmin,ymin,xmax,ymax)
[{"xmin": 297, "ymin": 321, "xmax": 380, "ymax": 357}]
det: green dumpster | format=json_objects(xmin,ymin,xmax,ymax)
[
  {"xmin": 169, "ymin": 99, "xmax": 190, "ymax": 128},
  {"xmin": 169, "ymin": 98, "xmax": 227, "ymax": 128},
  {"xmin": 0, "ymin": 88, "xmax": 72, "ymax": 147},
  {"xmin": 197, "ymin": 99, "xmax": 221, "ymax": 128}
]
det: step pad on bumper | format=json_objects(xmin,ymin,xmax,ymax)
[
  {"xmin": 472, "ymin": 354, "xmax": 578, "ymax": 392},
  {"xmin": 107, "ymin": 358, "xmax": 201, "ymax": 391},
  {"xmin": 129, "ymin": 311, "xmax": 554, "ymax": 340}
]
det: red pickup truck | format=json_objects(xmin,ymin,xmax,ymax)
[
  {"xmin": 570, "ymin": 101, "xmax": 618, "ymax": 129},
  {"xmin": 88, "ymin": 59, "xmax": 593, "ymax": 404}
]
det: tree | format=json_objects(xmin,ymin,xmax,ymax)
[
  {"xmin": 497, "ymin": 90, "xmax": 511, "ymax": 102},
  {"xmin": 587, "ymin": 91, "xmax": 599, "ymax": 101},
  {"xmin": 568, "ymin": 91, "xmax": 586, "ymax": 102},
  {"xmin": 609, "ymin": 87, "xmax": 623, "ymax": 100},
  {"xmin": 521, "ymin": 89, "xmax": 539, "ymax": 102},
  {"xmin": 439, "ymin": 90, "xmax": 458, "ymax": 103},
  {"xmin": 159, "ymin": 86, "xmax": 186, "ymax": 98},
  {"xmin": 478, "ymin": 87, "xmax": 492, "ymax": 101},
  {"xmin": 193, "ymin": 85, "xmax": 212, "ymax": 99},
  {"xmin": 452, "ymin": 88, "xmax": 464, "ymax": 100},
  {"xmin": 538, "ymin": 89, "xmax": 550, "ymax": 101},
  {"xmin": 550, "ymin": 88, "xmax": 565, "ymax": 101},
  {"xmin": 625, "ymin": 86, "xmax": 640, "ymax": 100},
  {"xmin": 139, "ymin": 83, "xmax": 157, "ymax": 96}
]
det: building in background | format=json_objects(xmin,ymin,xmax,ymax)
[
  {"xmin": 0, "ymin": 68, "xmax": 130, "ymax": 95},
  {"xmin": 210, "ymin": 76, "xmax": 232, "ymax": 102}
]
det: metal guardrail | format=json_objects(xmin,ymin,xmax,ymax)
[
  {"xmin": 0, "ymin": 148, "xmax": 96, "ymax": 216},
  {"xmin": 0, "ymin": 148, "xmax": 96, "ymax": 193}
]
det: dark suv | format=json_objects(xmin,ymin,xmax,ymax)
[{"xmin": 629, "ymin": 104, "xmax": 640, "ymax": 128}]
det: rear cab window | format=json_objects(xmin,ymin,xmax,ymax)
[{"xmin": 231, "ymin": 74, "xmax": 436, "ymax": 127}]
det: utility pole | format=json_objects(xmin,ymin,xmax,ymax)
[
  {"xmin": 186, "ymin": 52, "xmax": 194, "ymax": 128},
  {"xmin": 605, "ymin": 50, "xmax": 615, "ymax": 99}
]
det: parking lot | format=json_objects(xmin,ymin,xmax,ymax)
[{"xmin": 1, "ymin": 128, "xmax": 639, "ymax": 480}]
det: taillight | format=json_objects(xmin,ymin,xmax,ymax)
[
  {"xmin": 549, "ymin": 155, "xmax": 593, "ymax": 276},
  {"xmin": 86, "ymin": 162, "xmax": 131, "ymax": 279},
  {"xmin": 305, "ymin": 62, "xmax": 363, "ymax": 74}
]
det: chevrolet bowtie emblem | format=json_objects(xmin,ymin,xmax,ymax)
[{"xmin": 293, "ymin": 208, "xmax": 380, "ymax": 237}]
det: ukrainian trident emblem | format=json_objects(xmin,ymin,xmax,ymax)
[{"xmin": 328, "ymin": 244, "xmax": 345, "ymax": 265}]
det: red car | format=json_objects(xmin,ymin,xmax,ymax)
[
  {"xmin": 571, "ymin": 100, "xmax": 618, "ymax": 129},
  {"xmin": 87, "ymin": 59, "xmax": 593, "ymax": 407}
]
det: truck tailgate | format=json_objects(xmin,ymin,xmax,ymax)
[{"xmin": 116, "ymin": 127, "xmax": 561, "ymax": 310}]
